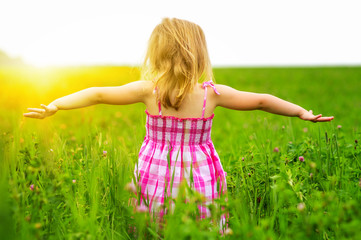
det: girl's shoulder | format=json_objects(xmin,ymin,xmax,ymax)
[
  {"xmin": 135, "ymin": 80, "xmax": 157, "ymax": 105},
  {"xmin": 212, "ymin": 83, "xmax": 231, "ymax": 92},
  {"xmin": 135, "ymin": 80, "xmax": 154, "ymax": 96},
  {"xmin": 136, "ymin": 80, "xmax": 154, "ymax": 88}
]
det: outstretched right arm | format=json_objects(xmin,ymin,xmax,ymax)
[{"xmin": 23, "ymin": 80, "xmax": 151, "ymax": 119}]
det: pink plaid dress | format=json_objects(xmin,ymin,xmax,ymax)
[{"xmin": 134, "ymin": 80, "xmax": 227, "ymax": 219}]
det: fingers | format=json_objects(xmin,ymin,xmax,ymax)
[
  {"xmin": 23, "ymin": 104, "xmax": 49, "ymax": 119},
  {"xmin": 308, "ymin": 111, "xmax": 334, "ymax": 123},
  {"xmin": 312, "ymin": 116, "xmax": 334, "ymax": 122},
  {"xmin": 23, "ymin": 112, "xmax": 44, "ymax": 119},
  {"xmin": 27, "ymin": 104, "xmax": 49, "ymax": 113},
  {"xmin": 308, "ymin": 113, "xmax": 321, "ymax": 123},
  {"xmin": 27, "ymin": 108, "xmax": 45, "ymax": 113},
  {"xmin": 41, "ymin": 104, "xmax": 50, "ymax": 111},
  {"xmin": 315, "ymin": 116, "xmax": 334, "ymax": 122},
  {"xmin": 24, "ymin": 105, "xmax": 48, "ymax": 119},
  {"xmin": 314, "ymin": 114, "xmax": 322, "ymax": 119}
]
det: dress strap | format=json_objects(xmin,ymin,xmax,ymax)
[
  {"xmin": 201, "ymin": 79, "xmax": 220, "ymax": 118},
  {"xmin": 158, "ymin": 101, "xmax": 162, "ymax": 116}
]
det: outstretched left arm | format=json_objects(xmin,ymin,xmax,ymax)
[
  {"xmin": 260, "ymin": 94, "xmax": 334, "ymax": 122},
  {"xmin": 214, "ymin": 84, "xmax": 334, "ymax": 122}
]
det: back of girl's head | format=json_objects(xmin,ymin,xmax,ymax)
[{"xmin": 143, "ymin": 18, "xmax": 213, "ymax": 110}]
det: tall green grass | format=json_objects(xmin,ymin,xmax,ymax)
[{"xmin": 1, "ymin": 66, "xmax": 360, "ymax": 239}]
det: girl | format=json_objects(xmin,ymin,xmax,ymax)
[{"xmin": 23, "ymin": 18, "xmax": 333, "ymax": 224}]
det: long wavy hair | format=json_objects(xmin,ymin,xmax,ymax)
[{"xmin": 142, "ymin": 18, "xmax": 213, "ymax": 110}]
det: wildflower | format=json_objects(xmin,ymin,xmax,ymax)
[
  {"xmin": 49, "ymin": 148, "xmax": 53, "ymax": 152},
  {"xmin": 115, "ymin": 112, "xmax": 122, "ymax": 118},
  {"xmin": 309, "ymin": 173, "xmax": 313, "ymax": 178},
  {"xmin": 29, "ymin": 184, "xmax": 34, "ymax": 191},
  {"xmin": 242, "ymin": 157, "xmax": 245, "ymax": 161},
  {"xmin": 135, "ymin": 205, "xmax": 148, "ymax": 213},
  {"xmin": 303, "ymin": 128, "xmax": 308, "ymax": 133},
  {"xmin": 124, "ymin": 182, "xmax": 137, "ymax": 194},
  {"xmin": 297, "ymin": 202, "xmax": 306, "ymax": 212},
  {"xmin": 182, "ymin": 215, "xmax": 190, "ymax": 223},
  {"xmin": 198, "ymin": 193, "xmax": 207, "ymax": 203},
  {"xmin": 337, "ymin": 125, "xmax": 342, "ymax": 129},
  {"xmin": 34, "ymin": 223, "xmax": 42, "ymax": 229},
  {"xmin": 103, "ymin": 150, "xmax": 107, "ymax": 157},
  {"xmin": 309, "ymin": 162, "xmax": 316, "ymax": 169},
  {"xmin": 248, "ymin": 173, "xmax": 251, "ymax": 177},
  {"xmin": 299, "ymin": 156, "xmax": 305, "ymax": 162},
  {"xmin": 72, "ymin": 179, "xmax": 76, "ymax": 184},
  {"xmin": 282, "ymin": 125, "xmax": 285, "ymax": 130},
  {"xmin": 224, "ymin": 228, "xmax": 233, "ymax": 236},
  {"xmin": 273, "ymin": 147, "xmax": 279, "ymax": 152}
]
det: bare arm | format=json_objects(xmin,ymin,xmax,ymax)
[
  {"xmin": 214, "ymin": 84, "xmax": 334, "ymax": 122},
  {"xmin": 51, "ymin": 87, "xmax": 99, "ymax": 110},
  {"xmin": 23, "ymin": 80, "xmax": 150, "ymax": 119}
]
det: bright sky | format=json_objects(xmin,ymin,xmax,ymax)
[{"xmin": 0, "ymin": 0, "xmax": 360, "ymax": 67}]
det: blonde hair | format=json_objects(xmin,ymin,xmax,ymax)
[{"xmin": 143, "ymin": 18, "xmax": 213, "ymax": 110}]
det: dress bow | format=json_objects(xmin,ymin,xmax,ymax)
[{"xmin": 202, "ymin": 80, "xmax": 220, "ymax": 95}]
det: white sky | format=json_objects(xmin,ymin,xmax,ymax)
[{"xmin": 0, "ymin": 0, "xmax": 360, "ymax": 67}]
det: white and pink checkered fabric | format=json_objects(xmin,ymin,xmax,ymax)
[{"xmin": 134, "ymin": 80, "xmax": 227, "ymax": 221}]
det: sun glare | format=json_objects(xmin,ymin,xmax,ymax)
[
  {"xmin": 23, "ymin": 40, "xmax": 75, "ymax": 68},
  {"xmin": 25, "ymin": 56, "xmax": 55, "ymax": 68}
]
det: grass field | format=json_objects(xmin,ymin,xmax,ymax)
[{"xmin": 0, "ymin": 66, "xmax": 360, "ymax": 239}]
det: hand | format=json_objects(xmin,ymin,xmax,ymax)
[
  {"xmin": 23, "ymin": 104, "xmax": 58, "ymax": 119},
  {"xmin": 299, "ymin": 110, "xmax": 334, "ymax": 122}
]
